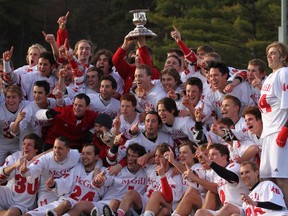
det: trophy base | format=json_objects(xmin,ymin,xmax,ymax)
[{"xmin": 125, "ymin": 25, "xmax": 157, "ymax": 39}]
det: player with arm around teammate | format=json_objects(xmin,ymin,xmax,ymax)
[{"xmin": 23, "ymin": 143, "xmax": 103, "ymax": 216}]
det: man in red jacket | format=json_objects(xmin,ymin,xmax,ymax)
[
  {"xmin": 112, "ymin": 36, "xmax": 160, "ymax": 94},
  {"xmin": 36, "ymin": 93, "xmax": 98, "ymax": 151}
]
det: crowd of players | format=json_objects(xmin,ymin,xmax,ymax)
[{"xmin": 0, "ymin": 11, "xmax": 287, "ymax": 216}]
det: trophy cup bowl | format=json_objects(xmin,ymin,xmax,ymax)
[{"xmin": 125, "ymin": 9, "xmax": 157, "ymax": 40}]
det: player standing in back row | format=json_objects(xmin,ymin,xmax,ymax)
[{"xmin": 258, "ymin": 41, "xmax": 288, "ymax": 207}]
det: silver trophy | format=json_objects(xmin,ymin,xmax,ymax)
[{"xmin": 125, "ymin": 9, "xmax": 157, "ymax": 39}]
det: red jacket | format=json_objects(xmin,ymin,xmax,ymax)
[
  {"xmin": 43, "ymin": 105, "xmax": 98, "ymax": 149},
  {"xmin": 112, "ymin": 46, "xmax": 160, "ymax": 93}
]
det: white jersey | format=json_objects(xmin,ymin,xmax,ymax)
[
  {"xmin": 160, "ymin": 116, "xmax": 196, "ymax": 148},
  {"xmin": 87, "ymin": 93, "xmax": 120, "ymax": 119},
  {"xmin": 0, "ymin": 101, "xmax": 28, "ymax": 145},
  {"xmin": 182, "ymin": 163, "xmax": 207, "ymax": 200},
  {"xmin": 15, "ymin": 99, "xmax": 57, "ymax": 144},
  {"xmin": 178, "ymin": 99, "xmax": 213, "ymax": 127},
  {"xmin": 12, "ymin": 71, "xmax": 58, "ymax": 101},
  {"xmin": 133, "ymin": 85, "xmax": 167, "ymax": 113},
  {"xmin": 26, "ymin": 162, "xmax": 105, "ymax": 216},
  {"xmin": 101, "ymin": 166, "xmax": 147, "ymax": 201},
  {"xmin": 259, "ymin": 67, "xmax": 288, "ymax": 138},
  {"xmin": 111, "ymin": 69, "xmax": 124, "ymax": 95},
  {"xmin": 225, "ymin": 139, "xmax": 257, "ymax": 163},
  {"xmin": 14, "ymin": 65, "xmax": 38, "ymax": 75},
  {"xmin": 112, "ymin": 113, "xmax": 141, "ymax": 140},
  {"xmin": 145, "ymin": 165, "xmax": 183, "ymax": 209},
  {"xmin": 235, "ymin": 117, "xmax": 248, "ymax": 132},
  {"xmin": 215, "ymin": 163, "xmax": 249, "ymax": 207},
  {"xmin": 117, "ymin": 131, "xmax": 174, "ymax": 161},
  {"xmin": 0, "ymin": 151, "xmax": 39, "ymax": 210},
  {"xmin": 24, "ymin": 149, "xmax": 80, "ymax": 206},
  {"xmin": 242, "ymin": 181, "xmax": 288, "ymax": 216},
  {"xmin": 205, "ymin": 82, "xmax": 254, "ymax": 118}
]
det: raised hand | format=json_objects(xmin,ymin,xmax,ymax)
[
  {"xmin": 136, "ymin": 87, "xmax": 147, "ymax": 99},
  {"xmin": 15, "ymin": 107, "xmax": 26, "ymax": 123},
  {"xmin": 130, "ymin": 121, "xmax": 140, "ymax": 135},
  {"xmin": 167, "ymin": 88, "xmax": 178, "ymax": 100},
  {"xmin": 57, "ymin": 11, "xmax": 70, "ymax": 29},
  {"xmin": 240, "ymin": 193, "xmax": 257, "ymax": 206},
  {"xmin": 113, "ymin": 133, "xmax": 124, "ymax": 145},
  {"xmin": 113, "ymin": 111, "xmax": 121, "ymax": 134},
  {"xmin": 3, "ymin": 46, "xmax": 14, "ymax": 61},
  {"xmin": 58, "ymin": 39, "xmax": 72, "ymax": 60},
  {"xmin": 19, "ymin": 157, "xmax": 28, "ymax": 175},
  {"xmin": 122, "ymin": 37, "xmax": 135, "ymax": 51},
  {"xmin": 171, "ymin": 26, "xmax": 181, "ymax": 42},
  {"xmin": 93, "ymin": 170, "xmax": 106, "ymax": 186},
  {"xmin": 194, "ymin": 102, "xmax": 205, "ymax": 122},
  {"xmin": 182, "ymin": 162, "xmax": 196, "ymax": 182},
  {"xmin": 42, "ymin": 31, "xmax": 55, "ymax": 44},
  {"xmin": 46, "ymin": 173, "xmax": 55, "ymax": 191},
  {"xmin": 164, "ymin": 147, "xmax": 175, "ymax": 164}
]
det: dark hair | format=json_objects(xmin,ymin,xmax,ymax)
[
  {"xmin": 23, "ymin": 133, "xmax": 44, "ymax": 154},
  {"xmin": 126, "ymin": 143, "xmax": 146, "ymax": 157},
  {"xmin": 197, "ymin": 45, "xmax": 214, "ymax": 54},
  {"xmin": 216, "ymin": 117, "xmax": 235, "ymax": 128},
  {"xmin": 161, "ymin": 67, "xmax": 182, "ymax": 87},
  {"xmin": 93, "ymin": 49, "xmax": 113, "ymax": 72},
  {"xmin": 157, "ymin": 97, "xmax": 179, "ymax": 117},
  {"xmin": 208, "ymin": 143, "xmax": 230, "ymax": 162},
  {"xmin": 166, "ymin": 54, "xmax": 181, "ymax": 67},
  {"xmin": 120, "ymin": 93, "xmax": 137, "ymax": 107},
  {"xmin": 208, "ymin": 61, "xmax": 230, "ymax": 79},
  {"xmin": 34, "ymin": 80, "xmax": 50, "ymax": 94},
  {"xmin": 100, "ymin": 75, "xmax": 117, "ymax": 90},
  {"xmin": 167, "ymin": 48, "xmax": 184, "ymax": 57},
  {"xmin": 82, "ymin": 143, "xmax": 100, "ymax": 156},
  {"xmin": 242, "ymin": 106, "xmax": 262, "ymax": 120},
  {"xmin": 136, "ymin": 64, "xmax": 152, "ymax": 76},
  {"xmin": 39, "ymin": 52, "xmax": 56, "ymax": 65},
  {"xmin": 145, "ymin": 110, "xmax": 162, "ymax": 125},
  {"xmin": 74, "ymin": 93, "xmax": 91, "ymax": 106},
  {"xmin": 186, "ymin": 77, "xmax": 203, "ymax": 92},
  {"xmin": 87, "ymin": 67, "xmax": 104, "ymax": 80},
  {"xmin": 55, "ymin": 136, "xmax": 70, "ymax": 148}
]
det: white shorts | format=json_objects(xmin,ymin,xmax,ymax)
[
  {"xmin": 260, "ymin": 133, "xmax": 288, "ymax": 178},
  {"xmin": 26, "ymin": 200, "xmax": 61, "ymax": 216},
  {"xmin": 0, "ymin": 187, "xmax": 29, "ymax": 214}
]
